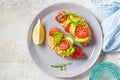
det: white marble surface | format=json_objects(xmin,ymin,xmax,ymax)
[{"xmin": 0, "ymin": 0, "xmax": 120, "ymax": 80}]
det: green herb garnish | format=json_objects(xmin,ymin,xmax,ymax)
[
  {"xmin": 52, "ymin": 32, "xmax": 64, "ymax": 49},
  {"xmin": 51, "ymin": 62, "xmax": 72, "ymax": 71},
  {"xmin": 67, "ymin": 10, "xmax": 86, "ymax": 26},
  {"xmin": 67, "ymin": 10, "xmax": 77, "ymax": 17}
]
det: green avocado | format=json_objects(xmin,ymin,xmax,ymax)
[
  {"xmin": 70, "ymin": 15, "xmax": 79, "ymax": 22},
  {"xmin": 69, "ymin": 23, "xmax": 76, "ymax": 35},
  {"xmin": 75, "ymin": 37, "xmax": 90, "ymax": 43},
  {"xmin": 66, "ymin": 46, "xmax": 75, "ymax": 56},
  {"xmin": 62, "ymin": 19, "xmax": 71, "ymax": 26},
  {"xmin": 57, "ymin": 46, "xmax": 75, "ymax": 56},
  {"xmin": 65, "ymin": 36, "xmax": 73, "ymax": 44}
]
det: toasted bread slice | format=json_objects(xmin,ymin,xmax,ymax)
[
  {"xmin": 47, "ymin": 27, "xmax": 83, "ymax": 58},
  {"xmin": 55, "ymin": 11, "xmax": 91, "ymax": 46}
]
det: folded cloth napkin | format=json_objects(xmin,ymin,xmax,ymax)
[{"xmin": 91, "ymin": 0, "xmax": 120, "ymax": 52}]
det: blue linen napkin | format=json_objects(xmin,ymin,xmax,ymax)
[{"xmin": 91, "ymin": 0, "xmax": 120, "ymax": 52}]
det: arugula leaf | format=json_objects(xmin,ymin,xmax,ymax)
[
  {"xmin": 68, "ymin": 19, "xmax": 79, "ymax": 26},
  {"xmin": 52, "ymin": 32, "xmax": 64, "ymax": 49},
  {"xmin": 51, "ymin": 62, "xmax": 72, "ymax": 71},
  {"xmin": 67, "ymin": 10, "xmax": 77, "ymax": 17},
  {"xmin": 67, "ymin": 10, "xmax": 87, "ymax": 26}
]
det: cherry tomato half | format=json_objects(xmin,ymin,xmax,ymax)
[
  {"xmin": 64, "ymin": 23, "xmax": 70, "ymax": 32},
  {"xmin": 57, "ymin": 39, "xmax": 69, "ymax": 51},
  {"xmin": 75, "ymin": 27, "xmax": 88, "ymax": 38},
  {"xmin": 59, "ymin": 16, "xmax": 67, "ymax": 23},
  {"xmin": 55, "ymin": 12, "xmax": 67, "ymax": 23},
  {"xmin": 55, "ymin": 12, "xmax": 62, "ymax": 21},
  {"xmin": 72, "ymin": 48, "xmax": 83, "ymax": 58},
  {"xmin": 49, "ymin": 27, "xmax": 60, "ymax": 37}
]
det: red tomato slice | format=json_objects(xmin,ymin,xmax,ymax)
[
  {"xmin": 59, "ymin": 16, "xmax": 67, "ymax": 23},
  {"xmin": 49, "ymin": 27, "xmax": 60, "ymax": 37},
  {"xmin": 57, "ymin": 39, "xmax": 69, "ymax": 50},
  {"xmin": 55, "ymin": 13, "xmax": 62, "ymax": 21},
  {"xmin": 64, "ymin": 23, "xmax": 70, "ymax": 32},
  {"xmin": 72, "ymin": 48, "xmax": 83, "ymax": 58},
  {"xmin": 55, "ymin": 12, "xmax": 67, "ymax": 23},
  {"xmin": 75, "ymin": 27, "xmax": 88, "ymax": 38}
]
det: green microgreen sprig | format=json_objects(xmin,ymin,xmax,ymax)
[{"xmin": 51, "ymin": 62, "xmax": 72, "ymax": 71}]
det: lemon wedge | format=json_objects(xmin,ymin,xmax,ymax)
[{"xmin": 32, "ymin": 18, "xmax": 44, "ymax": 45}]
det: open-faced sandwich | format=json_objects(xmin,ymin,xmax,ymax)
[
  {"xmin": 55, "ymin": 11, "xmax": 91, "ymax": 46},
  {"xmin": 47, "ymin": 27, "xmax": 83, "ymax": 58}
]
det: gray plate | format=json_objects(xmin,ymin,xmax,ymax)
[{"xmin": 27, "ymin": 2, "xmax": 102, "ymax": 78}]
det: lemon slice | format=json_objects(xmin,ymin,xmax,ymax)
[{"xmin": 32, "ymin": 18, "xmax": 44, "ymax": 45}]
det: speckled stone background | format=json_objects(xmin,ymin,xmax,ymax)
[{"xmin": 0, "ymin": 0, "xmax": 120, "ymax": 80}]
